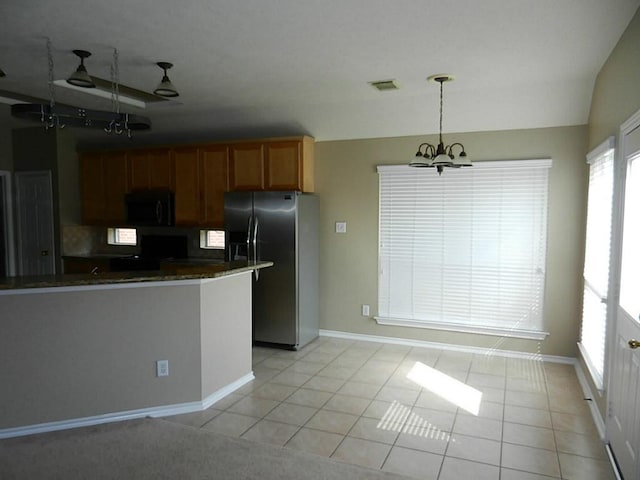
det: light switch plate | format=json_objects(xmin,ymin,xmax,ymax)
[
  {"xmin": 156, "ymin": 359, "xmax": 169, "ymax": 377},
  {"xmin": 335, "ymin": 222, "xmax": 347, "ymax": 233}
]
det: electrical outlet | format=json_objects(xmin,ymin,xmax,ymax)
[
  {"xmin": 335, "ymin": 222, "xmax": 347, "ymax": 234},
  {"xmin": 362, "ymin": 304, "xmax": 370, "ymax": 316},
  {"xmin": 156, "ymin": 359, "xmax": 169, "ymax": 377}
]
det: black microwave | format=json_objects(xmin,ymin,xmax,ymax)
[{"xmin": 125, "ymin": 190, "xmax": 174, "ymax": 226}]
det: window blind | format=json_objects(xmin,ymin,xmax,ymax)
[
  {"xmin": 579, "ymin": 138, "xmax": 615, "ymax": 390},
  {"xmin": 377, "ymin": 160, "xmax": 551, "ymax": 338}
]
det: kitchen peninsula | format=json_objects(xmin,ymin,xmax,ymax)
[{"xmin": 0, "ymin": 260, "xmax": 272, "ymax": 438}]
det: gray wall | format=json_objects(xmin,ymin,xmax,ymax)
[
  {"xmin": 588, "ymin": 7, "xmax": 640, "ymax": 150},
  {"xmin": 56, "ymin": 129, "xmax": 80, "ymax": 225},
  {"xmin": 0, "ymin": 125, "xmax": 12, "ymax": 171},
  {"xmin": 0, "ymin": 273, "xmax": 253, "ymax": 430},
  {"xmin": 315, "ymin": 126, "xmax": 588, "ymax": 358}
]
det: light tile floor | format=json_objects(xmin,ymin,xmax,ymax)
[{"xmin": 165, "ymin": 336, "xmax": 615, "ymax": 480}]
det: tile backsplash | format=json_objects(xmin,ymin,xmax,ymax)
[
  {"xmin": 61, "ymin": 225, "xmax": 102, "ymax": 256},
  {"xmin": 62, "ymin": 225, "xmax": 225, "ymax": 260}
]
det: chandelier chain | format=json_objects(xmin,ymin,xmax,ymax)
[
  {"xmin": 43, "ymin": 38, "xmax": 65, "ymax": 129},
  {"xmin": 46, "ymin": 38, "xmax": 56, "ymax": 109},
  {"xmin": 439, "ymin": 79, "xmax": 444, "ymax": 144},
  {"xmin": 109, "ymin": 48, "xmax": 121, "ymax": 115}
]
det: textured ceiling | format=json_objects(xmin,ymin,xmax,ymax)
[{"xmin": 0, "ymin": 0, "xmax": 639, "ymax": 147}]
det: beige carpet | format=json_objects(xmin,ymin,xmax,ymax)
[{"xmin": 0, "ymin": 418, "xmax": 413, "ymax": 479}]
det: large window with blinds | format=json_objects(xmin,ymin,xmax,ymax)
[
  {"xmin": 377, "ymin": 160, "xmax": 551, "ymax": 339},
  {"xmin": 578, "ymin": 138, "xmax": 615, "ymax": 390}
]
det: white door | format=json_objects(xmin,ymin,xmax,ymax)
[
  {"xmin": 608, "ymin": 118, "xmax": 640, "ymax": 480},
  {"xmin": 15, "ymin": 171, "xmax": 56, "ymax": 275}
]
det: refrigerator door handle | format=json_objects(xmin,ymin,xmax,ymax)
[
  {"xmin": 246, "ymin": 215, "xmax": 253, "ymax": 262},
  {"xmin": 253, "ymin": 216, "xmax": 260, "ymax": 280}
]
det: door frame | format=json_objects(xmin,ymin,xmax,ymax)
[
  {"xmin": 605, "ymin": 107, "xmax": 640, "ymax": 473},
  {"xmin": 0, "ymin": 170, "xmax": 17, "ymax": 276}
]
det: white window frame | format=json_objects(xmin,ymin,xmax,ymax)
[
  {"xmin": 376, "ymin": 159, "xmax": 552, "ymax": 340},
  {"xmin": 578, "ymin": 137, "xmax": 615, "ymax": 391},
  {"xmin": 107, "ymin": 227, "xmax": 137, "ymax": 246},
  {"xmin": 199, "ymin": 229, "xmax": 225, "ymax": 250}
]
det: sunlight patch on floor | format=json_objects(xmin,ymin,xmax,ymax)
[
  {"xmin": 406, "ymin": 361, "xmax": 482, "ymax": 415},
  {"xmin": 376, "ymin": 400, "xmax": 450, "ymax": 441}
]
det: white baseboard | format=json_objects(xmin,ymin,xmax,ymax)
[
  {"xmin": 0, "ymin": 372, "xmax": 254, "ymax": 440},
  {"xmin": 574, "ymin": 361, "xmax": 623, "ymax": 480},
  {"xmin": 573, "ymin": 362, "xmax": 606, "ymax": 440},
  {"xmin": 199, "ymin": 373, "xmax": 254, "ymax": 410},
  {"xmin": 320, "ymin": 329, "xmax": 576, "ymax": 364}
]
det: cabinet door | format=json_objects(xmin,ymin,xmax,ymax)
[
  {"xmin": 265, "ymin": 141, "xmax": 301, "ymax": 190},
  {"xmin": 229, "ymin": 143, "xmax": 264, "ymax": 190},
  {"xmin": 128, "ymin": 150, "xmax": 151, "ymax": 191},
  {"xmin": 173, "ymin": 147, "xmax": 201, "ymax": 226},
  {"xmin": 103, "ymin": 152, "xmax": 129, "ymax": 224},
  {"xmin": 128, "ymin": 149, "xmax": 173, "ymax": 190},
  {"xmin": 148, "ymin": 149, "xmax": 174, "ymax": 189},
  {"xmin": 200, "ymin": 146, "xmax": 229, "ymax": 227},
  {"xmin": 79, "ymin": 153, "xmax": 105, "ymax": 224}
]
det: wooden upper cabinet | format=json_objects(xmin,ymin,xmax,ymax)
[
  {"xmin": 79, "ymin": 153, "xmax": 105, "ymax": 224},
  {"xmin": 230, "ymin": 137, "xmax": 314, "ymax": 192},
  {"xmin": 102, "ymin": 152, "xmax": 129, "ymax": 223},
  {"xmin": 229, "ymin": 143, "xmax": 264, "ymax": 190},
  {"xmin": 200, "ymin": 145, "xmax": 229, "ymax": 227},
  {"xmin": 79, "ymin": 137, "xmax": 313, "ymax": 227},
  {"xmin": 265, "ymin": 141, "xmax": 302, "ymax": 190},
  {"xmin": 128, "ymin": 148, "xmax": 173, "ymax": 191},
  {"xmin": 173, "ymin": 147, "xmax": 201, "ymax": 226},
  {"xmin": 79, "ymin": 151, "xmax": 128, "ymax": 225}
]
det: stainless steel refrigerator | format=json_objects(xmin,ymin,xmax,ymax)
[{"xmin": 224, "ymin": 191, "xmax": 319, "ymax": 350}]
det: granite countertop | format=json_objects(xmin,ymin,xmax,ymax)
[
  {"xmin": 61, "ymin": 254, "xmax": 125, "ymax": 259},
  {"xmin": 62, "ymin": 254, "xmax": 226, "ymax": 263},
  {"xmin": 0, "ymin": 260, "xmax": 273, "ymax": 291}
]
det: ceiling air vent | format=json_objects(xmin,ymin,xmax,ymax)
[{"xmin": 369, "ymin": 79, "xmax": 399, "ymax": 91}]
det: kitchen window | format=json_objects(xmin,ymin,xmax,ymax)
[
  {"xmin": 377, "ymin": 159, "xmax": 551, "ymax": 339},
  {"xmin": 200, "ymin": 230, "xmax": 225, "ymax": 250},
  {"xmin": 107, "ymin": 228, "xmax": 137, "ymax": 246}
]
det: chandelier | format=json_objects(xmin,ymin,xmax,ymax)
[
  {"xmin": 410, "ymin": 74, "xmax": 471, "ymax": 175},
  {"xmin": 10, "ymin": 39, "xmax": 178, "ymax": 138}
]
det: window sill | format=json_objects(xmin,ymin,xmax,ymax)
[
  {"xmin": 374, "ymin": 316, "xmax": 549, "ymax": 341},
  {"xmin": 577, "ymin": 342, "xmax": 605, "ymax": 394}
]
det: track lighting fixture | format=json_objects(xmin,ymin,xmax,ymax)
[{"xmin": 12, "ymin": 39, "xmax": 150, "ymax": 135}]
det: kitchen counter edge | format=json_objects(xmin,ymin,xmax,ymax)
[{"xmin": 0, "ymin": 261, "xmax": 273, "ymax": 291}]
